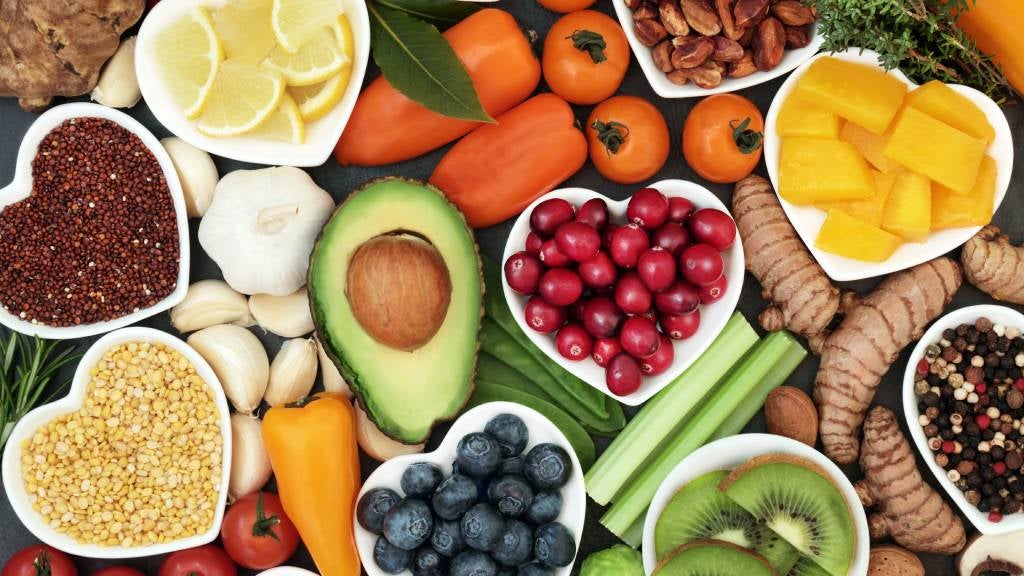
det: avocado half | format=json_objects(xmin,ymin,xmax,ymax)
[{"xmin": 309, "ymin": 177, "xmax": 482, "ymax": 444}]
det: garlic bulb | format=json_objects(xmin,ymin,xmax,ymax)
[
  {"xmin": 171, "ymin": 280, "xmax": 255, "ymax": 333},
  {"xmin": 188, "ymin": 324, "xmax": 269, "ymax": 414},
  {"xmin": 161, "ymin": 137, "xmax": 219, "ymax": 218},
  {"xmin": 249, "ymin": 288, "xmax": 314, "ymax": 337},
  {"xmin": 91, "ymin": 36, "xmax": 141, "ymax": 108},
  {"xmin": 356, "ymin": 403, "xmax": 425, "ymax": 461},
  {"xmin": 315, "ymin": 336, "xmax": 352, "ymax": 398},
  {"xmin": 198, "ymin": 167, "xmax": 335, "ymax": 296},
  {"xmin": 265, "ymin": 338, "xmax": 318, "ymax": 406},
  {"xmin": 229, "ymin": 413, "xmax": 272, "ymax": 502}
]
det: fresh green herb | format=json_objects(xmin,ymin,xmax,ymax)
[
  {"xmin": 0, "ymin": 331, "xmax": 80, "ymax": 448},
  {"xmin": 372, "ymin": 0, "xmax": 479, "ymax": 27}
]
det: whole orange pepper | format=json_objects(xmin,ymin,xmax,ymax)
[
  {"xmin": 262, "ymin": 394, "xmax": 360, "ymax": 576},
  {"xmin": 335, "ymin": 9, "xmax": 541, "ymax": 166},
  {"xmin": 429, "ymin": 93, "xmax": 588, "ymax": 228}
]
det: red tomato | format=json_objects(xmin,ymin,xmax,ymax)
[
  {"xmin": 220, "ymin": 492, "xmax": 300, "ymax": 570},
  {"xmin": 92, "ymin": 568, "xmax": 145, "ymax": 576},
  {"xmin": 2, "ymin": 546, "xmax": 76, "ymax": 576},
  {"xmin": 157, "ymin": 546, "xmax": 235, "ymax": 576}
]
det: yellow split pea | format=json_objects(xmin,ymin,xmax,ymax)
[{"xmin": 19, "ymin": 341, "xmax": 223, "ymax": 547}]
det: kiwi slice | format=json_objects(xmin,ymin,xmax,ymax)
[
  {"xmin": 654, "ymin": 539, "xmax": 776, "ymax": 576},
  {"xmin": 789, "ymin": 557, "xmax": 833, "ymax": 576},
  {"xmin": 720, "ymin": 454, "xmax": 855, "ymax": 576},
  {"xmin": 654, "ymin": 470, "xmax": 801, "ymax": 573}
]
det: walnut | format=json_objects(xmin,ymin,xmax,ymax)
[
  {"xmin": 772, "ymin": 0, "xmax": 816, "ymax": 26},
  {"xmin": 671, "ymin": 36, "xmax": 714, "ymax": 69},
  {"xmin": 733, "ymin": 0, "xmax": 770, "ymax": 29},
  {"xmin": 681, "ymin": 0, "xmax": 722, "ymax": 36},
  {"xmin": 652, "ymin": 40, "xmax": 675, "ymax": 73},
  {"xmin": 753, "ymin": 17, "xmax": 785, "ymax": 71},
  {"xmin": 635, "ymin": 19, "xmax": 669, "ymax": 47},
  {"xmin": 659, "ymin": 0, "xmax": 691, "ymax": 36},
  {"xmin": 711, "ymin": 35, "xmax": 744, "ymax": 62}
]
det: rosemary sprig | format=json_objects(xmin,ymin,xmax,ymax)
[{"xmin": 0, "ymin": 331, "xmax": 81, "ymax": 448}]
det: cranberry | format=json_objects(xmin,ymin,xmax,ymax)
[
  {"xmin": 626, "ymin": 188, "xmax": 669, "ymax": 229},
  {"xmin": 539, "ymin": 268, "xmax": 583, "ymax": 306},
  {"xmin": 655, "ymin": 281, "xmax": 701, "ymax": 315},
  {"xmin": 680, "ymin": 243, "xmax": 724, "ymax": 286},
  {"xmin": 699, "ymin": 274, "xmax": 728, "ymax": 305},
  {"xmin": 652, "ymin": 222, "xmax": 689, "ymax": 256},
  {"xmin": 569, "ymin": 298, "xmax": 587, "ymax": 323},
  {"xmin": 989, "ymin": 510, "xmax": 1003, "ymax": 523},
  {"xmin": 606, "ymin": 354, "xmax": 642, "ymax": 396},
  {"xmin": 667, "ymin": 196, "xmax": 696, "ymax": 223},
  {"xmin": 555, "ymin": 221, "xmax": 601, "ymax": 262},
  {"xmin": 640, "ymin": 335, "xmax": 675, "ymax": 376},
  {"xmin": 578, "ymin": 251, "xmax": 618, "ymax": 289},
  {"xmin": 602, "ymin": 223, "xmax": 619, "ymax": 251},
  {"xmin": 582, "ymin": 296, "xmax": 624, "ymax": 338},
  {"xmin": 524, "ymin": 296, "xmax": 566, "ymax": 334},
  {"xmin": 689, "ymin": 208, "xmax": 737, "ymax": 251},
  {"xmin": 556, "ymin": 324, "xmax": 593, "ymax": 361},
  {"xmin": 592, "ymin": 338, "xmax": 622, "ymax": 367},
  {"xmin": 610, "ymin": 224, "xmax": 650, "ymax": 269},
  {"xmin": 576, "ymin": 198, "xmax": 609, "ymax": 230},
  {"xmin": 539, "ymin": 238, "xmax": 571, "ymax": 267},
  {"xmin": 620, "ymin": 316, "xmax": 660, "ymax": 358},
  {"xmin": 661, "ymin": 310, "xmax": 700, "ymax": 340},
  {"xmin": 504, "ymin": 252, "xmax": 543, "ymax": 295},
  {"xmin": 530, "ymin": 198, "xmax": 575, "ymax": 236},
  {"xmin": 637, "ymin": 247, "xmax": 676, "ymax": 292},
  {"xmin": 614, "ymin": 272, "xmax": 652, "ymax": 315},
  {"xmin": 524, "ymin": 231, "xmax": 544, "ymax": 255}
]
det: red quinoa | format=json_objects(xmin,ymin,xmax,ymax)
[{"xmin": 0, "ymin": 117, "xmax": 180, "ymax": 327}]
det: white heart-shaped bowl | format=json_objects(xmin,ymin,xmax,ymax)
[
  {"xmin": 642, "ymin": 433, "xmax": 870, "ymax": 575},
  {"xmin": 501, "ymin": 181, "xmax": 745, "ymax": 406},
  {"xmin": 1, "ymin": 327, "xmax": 232, "ymax": 558},
  {"xmin": 355, "ymin": 402, "xmax": 586, "ymax": 576},
  {"xmin": 0, "ymin": 103, "xmax": 190, "ymax": 339},
  {"xmin": 135, "ymin": 0, "xmax": 370, "ymax": 167},
  {"xmin": 764, "ymin": 48, "xmax": 1014, "ymax": 282},
  {"xmin": 902, "ymin": 304, "xmax": 1024, "ymax": 535}
]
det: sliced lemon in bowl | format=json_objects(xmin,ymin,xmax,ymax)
[
  {"xmin": 212, "ymin": 0, "xmax": 276, "ymax": 65},
  {"xmin": 272, "ymin": 0, "xmax": 346, "ymax": 53},
  {"xmin": 154, "ymin": 7, "xmax": 223, "ymax": 119},
  {"xmin": 263, "ymin": 26, "xmax": 348, "ymax": 86},
  {"xmin": 286, "ymin": 15, "xmax": 355, "ymax": 122},
  {"xmin": 249, "ymin": 93, "xmax": 306, "ymax": 143},
  {"xmin": 197, "ymin": 60, "xmax": 286, "ymax": 137}
]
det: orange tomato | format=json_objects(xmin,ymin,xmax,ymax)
[
  {"xmin": 586, "ymin": 96, "xmax": 670, "ymax": 185},
  {"xmin": 543, "ymin": 11, "xmax": 629, "ymax": 105},
  {"xmin": 537, "ymin": 0, "xmax": 596, "ymax": 13},
  {"xmin": 683, "ymin": 94, "xmax": 764, "ymax": 184}
]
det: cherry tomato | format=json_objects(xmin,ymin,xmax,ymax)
[
  {"xmin": 537, "ymin": 0, "xmax": 596, "ymax": 13},
  {"xmin": 543, "ymin": 11, "xmax": 629, "ymax": 105},
  {"xmin": 220, "ymin": 492, "xmax": 300, "ymax": 570},
  {"xmin": 158, "ymin": 546, "xmax": 236, "ymax": 576},
  {"xmin": 587, "ymin": 96, "xmax": 670, "ymax": 185},
  {"xmin": 92, "ymin": 567, "xmax": 145, "ymax": 576},
  {"xmin": 683, "ymin": 94, "xmax": 764, "ymax": 184},
  {"xmin": 2, "ymin": 545, "xmax": 76, "ymax": 576}
]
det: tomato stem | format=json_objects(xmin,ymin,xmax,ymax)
[
  {"xmin": 568, "ymin": 29, "xmax": 607, "ymax": 63},
  {"xmin": 33, "ymin": 550, "xmax": 51, "ymax": 576},
  {"xmin": 252, "ymin": 492, "xmax": 282, "ymax": 542},
  {"xmin": 591, "ymin": 120, "xmax": 629, "ymax": 155},
  {"xmin": 730, "ymin": 117, "xmax": 763, "ymax": 155}
]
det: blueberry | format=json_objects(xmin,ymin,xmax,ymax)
[
  {"xmin": 430, "ymin": 518, "xmax": 466, "ymax": 557},
  {"xmin": 524, "ymin": 443, "xmax": 572, "ymax": 490},
  {"xmin": 533, "ymin": 523, "xmax": 576, "ymax": 567},
  {"xmin": 517, "ymin": 562, "xmax": 553, "ymax": 576},
  {"xmin": 461, "ymin": 503, "xmax": 505, "ymax": 551},
  {"xmin": 383, "ymin": 498, "xmax": 434, "ymax": 550},
  {"xmin": 413, "ymin": 547, "xmax": 447, "ymax": 576},
  {"xmin": 374, "ymin": 537, "xmax": 413, "ymax": 574},
  {"xmin": 450, "ymin": 550, "xmax": 497, "ymax": 576},
  {"xmin": 357, "ymin": 488, "xmax": 401, "ymax": 534},
  {"xmin": 457, "ymin": 432, "xmax": 502, "ymax": 478},
  {"xmin": 402, "ymin": 462, "xmax": 444, "ymax": 499},
  {"xmin": 485, "ymin": 414, "xmax": 529, "ymax": 457},
  {"xmin": 492, "ymin": 519, "xmax": 534, "ymax": 566},
  {"xmin": 525, "ymin": 491, "xmax": 562, "ymax": 525},
  {"xmin": 433, "ymin": 473, "xmax": 479, "ymax": 520},
  {"xmin": 497, "ymin": 569, "xmax": 516, "ymax": 576},
  {"xmin": 487, "ymin": 475, "xmax": 534, "ymax": 518},
  {"xmin": 499, "ymin": 456, "xmax": 525, "ymax": 476}
]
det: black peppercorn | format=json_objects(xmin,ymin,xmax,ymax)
[
  {"xmin": 983, "ymin": 429, "xmax": 996, "ymax": 441},
  {"xmin": 978, "ymin": 344, "xmax": 989, "ymax": 356},
  {"xmin": 992, "ymin": 445, "xmax": 1006, "ymax": 460},
  {"xmin": 954, "ymin": 337, "xmax": 968, "ymax": 351},
  {"xmin": 982, "ymin": 483, "xmax": 995, "ymax": 496},
  {"xmin": 923, "ymin": 392, "xmax": 941, "ymax": 407},
  {"xmin": 969, "ymin": 471, "xmax": 985, "ymax": 488},
  {"xmin": 963, "ymin": 447, "xmax": 978, "ymax": 461},
  {"xmin": 989, "ymin": 495, "xmax": 1004, "ymax": 510},
  {"xmin": 984, "ymin": 467, "xmax": 998, "ymax": 481},
  {"xmin": 941, "ymin": 429, "xmax": 955, "ymax": 441},
  {"xmin": 944, "ymin": 328, "xmax": 956, "ymax": 341},
  {"xmin": 994, "ymin": 476, "xmax": 1008, "ymax": 490},
  {"xmin": 927, "ymin": 373, "xmax": 942, "ymax": 386}
]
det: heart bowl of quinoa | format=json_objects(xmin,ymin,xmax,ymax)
[
  {"xmin": 1, "ymin": 327, "xmax": 232, "ymax": 558},
  {"xmin": 0, "ymin": 102, "xmax": 190, "ymax": 340}
]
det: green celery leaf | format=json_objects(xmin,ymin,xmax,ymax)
[{"xmin": 373, "ymin": 0, "xmax": 479, "ymax": 27}]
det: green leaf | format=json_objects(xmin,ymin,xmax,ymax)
[
  {"xmin": 372, "ymin": 0, "xmax": 479, "ymax": 27},
  {"xmin": 368, "ymin": 1, "xmax": 493, "ymax": 123}
]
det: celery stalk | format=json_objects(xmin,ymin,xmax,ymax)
[
  {"xmin": 620, "ymin": 516, "xmax": 645, "ymax": 549},
  {"xmin": 584, "ymin": 313, "xmax": 757, "ymax": 506},
  {"xmin": 599, "ymin": 331, "xmax": 806, "ymax": 538}
]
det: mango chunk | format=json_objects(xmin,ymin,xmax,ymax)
[
  {"xmin": 882, "ymin": 172, "xmax": 932, "ymax": 242},
  {"xmin": 794, "ymin": 56, "xmax": 908, "ymax": 134},
  {"xmin": 779, "ymin": 137, "xmax": 875, "ymax": 204},
  {"xmin": 932, "ymin": 156, "xmax": 997, "ymax": 230},
  {"xmin": 816, "ymin": 209, "xmax": 903, "ymax": 262},
  {"xmin": 905, "ymin": 80, "xmax": 995, "ymax": 144},
  {"xmin": 777, "ymin": 95, "xmax": 842, "ymax": 139},
  {"xmin": 883, "ymin": 106, "xmax": 986, "ymax": 194},
  {"xmin": 817, "ymin": 170, "xmax": 896, "ymax": 227},
  {"xmin": 839, "ymin": 121, "xmax": 903, "ymax": 174}
]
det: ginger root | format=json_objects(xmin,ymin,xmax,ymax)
[
  {"xmin": 814, "ymin": 257, "xmax": 961, "ymax": 464},
  {"xmin": 0, "ymin": 0, "xmax": 144, "ymax": 111},
  {"xmin": 732, "ymin": 175, "xmax": 840, "ymax": 353},
  {"xmin": 857, "ymin": 406, "xmax": 966, "ymax": 555},
  {"xmin": 961, "ymin": 225, "xmax": 1024, "ymax": 303}
]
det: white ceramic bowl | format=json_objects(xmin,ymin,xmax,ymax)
[
  {"xmin": 1, "ymin": 327, "xmax": 232, "ymax": 558},
  {"xmin": 136, "ymin": 0, "xmax": 370, "ymax": 167},
  {"xmin": 642, "ymin": 434, "xmax": 870, "ymax": 575},
  {"xmin": 902, "ymin": 304, "xmax": 1024, "ymax": 535},
  {"xmin": 501, "ymin": 181, "xmax": 744, "ymax": 406},
  {"xmin": 764, "ymin": 48, "xmax": 1014, "ymax": 282},
  {"xmin": 255, "ymin": 568, "xmax": 318, "ymax": 576},
  {"xmin": 0, "ymin": 103, "xmax": 190, "ymax": 339},
  {"xmin": 355, "ymin": 402, "xmax": 586, "ymax": 576}
]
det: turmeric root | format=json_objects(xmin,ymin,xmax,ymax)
[
  {"xmin": 815, "ymin": 257, "xmax": 961, "ymax": 464},
  {"xmin": 732, "ymin": 175, "xmax": 840, "ymax": 353},
  {"xmin": 857, "ymin": 406, "xmax": 966, "ymax": 555},
  {"xmin": 961, "ymin": 225, "xmax": 1024, "ymax": 303}
]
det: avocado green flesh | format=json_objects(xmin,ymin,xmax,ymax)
[
  {"xmin": 309, "ymin": 178, "xmax": 481, "ymax": 444},
  {"xmin": 655, "ymin": 541, "xmax": 775, "ymax": 576}
]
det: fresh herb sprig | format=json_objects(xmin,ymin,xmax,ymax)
[{"xmin": 0, "ymin": 331, "xmax": 80, "ymax": 448}]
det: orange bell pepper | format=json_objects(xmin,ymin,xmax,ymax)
[
  {"xmin": 262, "ymin": 394, "xmax": 360, "ymax": 576},
  {"xmin": 335, "ymin": 9, "xmax": 541, "ymax": 166},
  {"xmin": 429, "ymin": 93, "xmax": 587, "ymax": 228},
  {"xmin": 956, "ymin": 0, "xmax": 1024, "ymax": 95}
]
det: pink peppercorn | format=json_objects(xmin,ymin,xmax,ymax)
[
  {"xmin": 917, "ymin": 358, "xmax": 929, "ymax": 375},
  {"xmin": 941, "ymin": 440, "xmax": 955, "ymax": 454},
  {"xmin": 977, "ymin": 414, "xmax": 992, "ymax": 430},
  {"xmin": 989, "ymin": 510, "xmax": 1003, "ymax": 523},
  {"xmin": 977, "ymin": 382, "xmax": 988, "ymax": 394},
  {"xmin": 994, "ymin": 462, "xmax": 1007, "ymax": 476}
]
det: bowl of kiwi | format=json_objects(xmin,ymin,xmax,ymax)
[{"xmin": 641, "ymin": 434, "xmax": 869, "ymax": 576}]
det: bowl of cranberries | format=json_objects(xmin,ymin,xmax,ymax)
[{"xmin": 501, "ymin": 181, "xmax": 744, "ymax": 405}]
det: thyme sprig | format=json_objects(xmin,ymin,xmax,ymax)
[{"xmin": 0, "ymin": 331, "xmax": 80, "ymax": 448}]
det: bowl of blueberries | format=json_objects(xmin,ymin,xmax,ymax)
[{"xmin": 354, "ymin": 402, "xmax": 586, "ymax": 575}]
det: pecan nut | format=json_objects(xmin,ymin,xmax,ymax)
[
  {"xmin": 659, "ymin": 0, "xmax": 691, "ymax": 36},
  {"xmin": 728, "ymin": 50, "xmax": 757, "ymax": 78},
  {"xmin": 633, "ymin": 1, "xmax": 659, "ymax": 21},
  {"xmin": 667, "ymin": 69, "xmax": 690, "ymax": 85},
  {"xmin": 710, "ymin": 35, "xmax": 744, "ymax": 62},
  {"xmin": 681, "ymin": 0, "xmax": 722, "ymax": 36},
  {"xmin": 635, "ymin": 18, "xmax": 669, "ymax": 47},
  {"xmin": 671, "ymin": 36, "xmax": 715, "ymax": 69},
  {"xmin": 678, "ymin": 62, "xmax": 724, "ymax": 88},
  {"xmin": 715, "ymin": 0, "xmax": 743, "ymax": 40},
  {"xmin": 785, "ymin": 25, "xmax": 811, "ymax": 49},
  {"xmin": 772, "ymin": 0, "xmax": 816, "ymax": 26},
  {"xmin": 625, "ymin": 0, "xmax": 644, "ymax": 9},
  {"xmin": 753, "ymin": 16, "xmax": 785, "ymax": 71},
  {"xmin": 733, "ymin": 0, "xmax": 770, "ymax": 29},
  {"xmin": 652, "ymin": 40, "xmax": 675, "ymax": 73}
]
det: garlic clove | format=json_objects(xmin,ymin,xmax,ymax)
[
  {"xmin": 91, "ymin": 36, "xmax": 141, "ymax": 109},
  {"xmin": 356, "ymin": 402, "xmax": 425, "ymax": 461},
  {"xmin": 315, "ymin": 335, "xmax": 353, "ymax": 398},
  {"xmin": 265, "ymin": 338, "xmax": 318, "ymax": 406},
  {"xmin": 228, "ymin": 413, "xmax": 272, "ymax": 502},
  {"xmin": 188, "ymin": 324, "xmax": 269, "ymax": 414},
  {"xmin": 161, "ymin": 137, "xmax": 219, "ymax": 219},
  {"xmin": 249, "ymin": 288, "xmax": 314, "ymax": 338},
  {"xmin": 171, "ymin": 279, "xmax": 255, "ymax": 334}
]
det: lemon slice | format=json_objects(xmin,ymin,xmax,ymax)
[
  {"xmin": 197, "ymin": 61, "xmax": 285, "ymax": 137},
  {"xmin": 212, "ymin": 0, "xmax": 276, "ymax": 65},
  {"xmin": 287, "ymin": 16, "xmax": 355, "ymax": 122},
  {"xmin": 272, "ymin": 0, "xmax": 345, "ymax": 53},
  {"xmin": 154, "ymin": 8, "xmax": 223, "ymax": 119},
  {"xmin": 263, "ymin": 26, "xmax": 348, "ymax": 86},
  {"xmin": 249, "ymin": 93, "xmax": 305, "ymax": 143}
]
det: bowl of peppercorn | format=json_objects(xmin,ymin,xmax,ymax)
[
  {"xmin": 0, "ymin": 102, "xmax": 190, "ymax": 339},
  {"xmin": 903, "ymin": 304, "xmax": 1024, "ymax": 534}
]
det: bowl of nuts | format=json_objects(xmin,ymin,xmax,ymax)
[
  {"xmin": 613, "ymin": 0, "xmax": 822, "ymax": 97},
  {"xmin": 903, "ymin": 304, "xmax": 1024, "ymax": 534},
  {"xmin": 1, "ymin": 327, "xmax": 232, "ymax": 558}
]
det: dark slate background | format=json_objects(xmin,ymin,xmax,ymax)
[{"xmin": 1, "ymin": 0, "xmax": 1022, "ymax": 574}]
